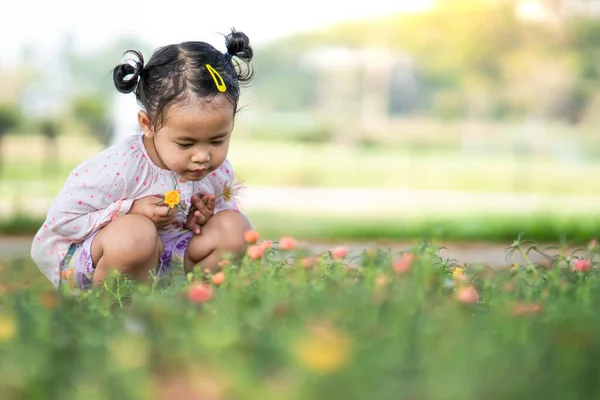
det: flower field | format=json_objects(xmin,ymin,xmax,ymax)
[{"xmin": 0, "ymin": 233, "xmax": 599, "ymax": 399}]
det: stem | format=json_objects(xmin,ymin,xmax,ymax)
[
  {"xmin": 583, "ymin": 281, "xmax": 591, "ymax": 306},
  {"xmin": 116, "ymin": 281, "xmax": 123, "ymax": 308},
  {"xmin": 103, "ymin": 282, "xmax": 121, "ymax": 306},
  {"xmin": 517, "ymin": 246, "xmax": 537, "ymax": 273}
]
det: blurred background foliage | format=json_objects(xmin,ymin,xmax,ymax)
[
  {"xmin": 1, "ymin": 0, "xmax": 599, "ymax": 145},
  {"xmin": 1, "ymin": 0, "xmax": 599, "ymax": 241},
  {"xmin": 252, "ymin": 0, "xmax": 600, "ymax": 124}
]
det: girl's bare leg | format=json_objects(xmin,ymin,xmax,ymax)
[
  {"xmin": 90, "ymin": 214, "xmax": 163, "ymax": 286},
  {"xmin": 184, "ymin": 210, "xmax": 252, "ymax": 272}
]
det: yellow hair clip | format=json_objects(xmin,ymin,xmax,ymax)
[{"xmin": 205, "ymin": 64, "xmax": 226, "ymax": 92}]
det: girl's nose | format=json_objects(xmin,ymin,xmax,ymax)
[{"xmin": 191, "ymin": 150, "xmax": 210, "ymax": 163}]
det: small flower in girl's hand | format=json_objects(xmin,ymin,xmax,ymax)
[
  {"xmin": 216, "ymin": 176, "xmax": 246, "ymax": 204},
  {"xmin": 164, "ymin": 190, "xmax": 180, "ymax": 209},
  {"xmin": 157, "ymin": 189, "xmax": 186, "ymax": 216}
]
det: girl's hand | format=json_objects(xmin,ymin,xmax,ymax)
[
  {"xmin": 130, "ymin": 195, "xmax": 178, "ymax": 230},
  {"xmin": 185, "ymin": 193, "xmax": 215, "ymax": 234}
]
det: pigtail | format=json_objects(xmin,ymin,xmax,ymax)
[
  {"xmin": 224, "ymin": 28, "xmax": 254, "ymax": 84},
  {"xmin": 112, "ymin": 50, "xmax": 145, "ymax": 94}
]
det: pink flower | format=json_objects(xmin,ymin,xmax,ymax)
[
  {"xmin": 187, "ymin": 283, "xmax": 213, "ymax": 303},
  {"xmin": 279, "ymin": 236, "xmax": 296, "ymax": 251},
  {"xmin": 260, "ymin": 240, "xmax": 272, "ymax": 250},
  {"xmin": 243, "ymin": 230, "xmax": 260, "ymax": 244},
  {"xmin": 210, "ymin": 272, "xmax": 226, "ymax": 286},
  {"xmin": 393, "ymin": 253, "xmax": 415, "ymax": 274},
  {"xmin": 300, "ymin": 256, "xmax": 316, "ymax": 269},
  {"xmin": 572, "ymin": 259, "xmax": 591, "ymax": 272},
  {"xmin": 455, "ymin": 286, "xmax": 479, "ymax": 304},
  {"xmin": 247, "ymin": 245, "xmax": 265, "ymax": 260},
  {"xmin": 331, "ymin": 246, "xmax": 348, "ymax": 259}
]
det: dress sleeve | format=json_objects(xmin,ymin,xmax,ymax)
[
  {"xmin": 44, "ymin": 150, "xmax": 137, "ymax": 242},
  {"xmin": 31, "ymin": 140, "xmax": 155, "ymax": 288}
]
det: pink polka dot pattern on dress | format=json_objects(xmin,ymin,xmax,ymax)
[{"xmin": 30, "ymin": 134, "xmax": 240, "ymax": 289}]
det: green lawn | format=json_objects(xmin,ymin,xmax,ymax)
[
  {"xmin": 3, "ymin": 211, "xmax": 598, "ymax": 245},
  {"xmin": 1, "ymin": 133, "xmax": 598, "ymax": 244},
  {"xmin": 2, "ymin": 134, "xmax": 600, "ymax": 194}
]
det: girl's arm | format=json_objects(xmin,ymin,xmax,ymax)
[{"xmin": 45, "ymin": 152, "xmax": 141, "ymax": 241}]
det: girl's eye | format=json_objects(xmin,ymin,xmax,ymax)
[
  {"xmin": 177, "ymin": 143, "xmax": 193, "ymax": 149},
  {"xmin": 211, "ymin": 140, "xmax": 225, "ymax": 146}
]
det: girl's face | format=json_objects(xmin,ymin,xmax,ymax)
[{"xmin": 139, "ymin": 96, "xmax": 234, "ymax": 181}]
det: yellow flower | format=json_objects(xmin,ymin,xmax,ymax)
[
  {"xmin": 292, "ymin": 324, "xmax": 351, "ymax": 373},
  {"xmin": 164, "ymin": 190, "xmax": 180, "ymax": 209},
  {"xmin": 452, "ymin": 267, "xmax": 464, "ymax": 281},
  {"xmin": 0, "ymin": 314, "xmax": 17, "ymax": 342}
]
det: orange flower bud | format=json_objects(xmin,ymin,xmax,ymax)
[
  {"xmin": 187, "ymin": 283, "xmax": 213, "ymax": 303},
  {"xmin": 243, "ymin": 230, "xmax": 260, "ymax": 244},
  {"xmin": 279, "ymin": 236, "xmax": 296, "ymax": 251}
]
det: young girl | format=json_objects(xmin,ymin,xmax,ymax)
[{"xmin": 31, "ymin": 28, "xmax": 254, "ymax": 290}]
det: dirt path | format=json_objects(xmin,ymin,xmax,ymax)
[
  {"xmin": 307, "ymin": 240, "xmax": 579, "ymax": 268},
  {"xmin": 1, "ymin": 236, "xmax": 578, "ymax": 268},
  {"xmin": 0, "ymin": 237, "xmax": 33, "ymax": 260}
]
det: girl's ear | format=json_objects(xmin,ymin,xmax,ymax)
[{"xmin": 138, "ymin": 111, "xmax": 154, "ymax": 138}]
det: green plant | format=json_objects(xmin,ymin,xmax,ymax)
[{"xmin": 0, "ymin": 235, "xmax": 600, "ymax": 399}]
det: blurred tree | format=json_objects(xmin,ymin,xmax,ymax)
[
  {"xmin": 54, "ymin": 35, "xmax": 149, "ymax": 147},
  {"xmin": 60, "ymin": 35, "xmax": 151, "ymax": 100},
  {"xmin": 396, "ymin": 0, "xmax": 527, "ymax": 120},
  {"xmin": 249, "ymin": 1, "xmax": 525, "ymax": 122},
  {"xmin": 36, "ymin": 117, "xmax": 61, "ymax": 177},
  {"xmin": 251, "ymin": 0, "xmax": 600, "ymax": 125},
  {"xmin": 501, "ymin": 51, "xmax": 577, "ymax": 120},
  {"xmin": 0, "ymin": 104, "xmax": 22, "ymax": 174},
  {"xmin": 71, "ymin": 95, "xmax": 112, "ymax": 146},
  {"xmin": 562, "ymin": 16, "xmax": 600, "ymax": 123},
  {"xmin": 250, "ymin": 41, "xmax": 318, "ymax": 111}
]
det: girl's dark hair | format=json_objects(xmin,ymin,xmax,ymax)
[{"xmin": 112, "ymin": 28, "xmax": 254, "ymax": 130}]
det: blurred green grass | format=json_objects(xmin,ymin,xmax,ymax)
[
  {"xmin": 2, "ymin": 134, "xmax": 600, "ymax": 194},
  {"xmin": 233, "ymin": 211, "xmax": 598, "ymax": 244},
  {"xmin": 2, "ymin": 211, "xmax": 597, "ymax": 244},
  {"xmin": 1, "ymin": 131, "xmax": 597, "ymax": 244}
]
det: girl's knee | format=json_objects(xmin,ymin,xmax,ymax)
[
  {"xmin": 213, "ymin": 211, "xmax": 251, "ymax": 256},
  {"xmin": 186, "ymin": 211, "xmax": 250, "ymax": 265},
  {"xmin": 93, "ymin": 214, "xmax": 162, "ymax": 264},
  {"xmin": 213, "ymin": 210, "xmax": 252, "ymax": 235}
]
